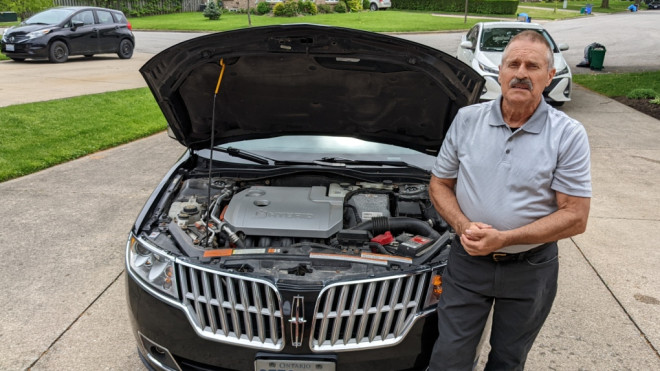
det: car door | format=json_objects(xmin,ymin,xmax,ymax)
[
  {"xmin": 67, "ymin": 10, "xmax": 98, "ymax": 54},
  {"xmin": 457, "ymin": 25, "xmax": 479, "ymax": 66},
  {"xmin": 94, "ymin": 9, "xmax": 119, "ymax": 53}
]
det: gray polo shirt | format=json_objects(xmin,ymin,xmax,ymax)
[{"xmin": 432, "ymin": 98, "xmax": 591, "ymax": 253}]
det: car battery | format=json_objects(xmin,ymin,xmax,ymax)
[{"xmin": 397, "ymin": 233, "xmax": 434, "ymax": 257}]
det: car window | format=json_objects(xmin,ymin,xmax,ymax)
[
  {"xmin": 480, "ymin": 28, "xmax": 558, "ymax": 53},
  {"xmin": 96, "ymin": 10, "xmax": 114, "ymax": 24},
  {"xmin": 24, "ymin": 8, "xmax": 75, "ymax": 25},
  {"xmin": 111, "ymin": 11, "xmax": 127, "ymax": 24},
  {"xmin": 71, "ymin": 10, "xmax": 95, "ymax": 26}
]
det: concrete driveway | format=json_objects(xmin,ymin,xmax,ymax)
[{"xmin": 1, "ymin": 28, "xmax": 659, "ymax": 371}]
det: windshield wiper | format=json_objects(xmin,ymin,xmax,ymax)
[
  {"xmin": 215, "ymin": 147, "xmax": 273, "ymax": 165},
  {"xmin": 311, "ymin": 157, "xmax": 430, "ymax": 173}
]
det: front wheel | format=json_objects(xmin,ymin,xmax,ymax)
[
  {"xmin": 49, "ymin": 40, "xmax": 69, "ymax": 63},
  {"xmin": 370, "ymin": 3, "xmax": 378, "ymax": 11},
  {"xmin": 117, "ymin": 39, "xmax": 134, "ymax": 59}
]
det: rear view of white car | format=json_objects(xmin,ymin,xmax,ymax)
[{"xmin": 456, "ymin": 22, "xmax": 572, "ymax": 105}]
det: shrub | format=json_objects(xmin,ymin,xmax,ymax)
[
  {"xmin": 346, "ymin": 0, "xmax": 362, "ymax": 11},
  {"xmin": 273, "ymin": 0, "xmax": 299, "ymax": 16},
  {"xmin": 363, "ymin": 0, "xmax": 371, "ymax": 9},
  {"xmin": 256, "ymin": 1, "xmax": 271, "ymax": 14},
  {"xmin": 334, "ymin": 1, "xmax": 348, "ymax": 12},
  {"xmin": 203, "ymin": 0, "xmax": 222, "ymax": 20},
  {"xmin": 627, "ymin": 88, "xmax": 658, "ymax": 100},
  {"xmin": 317, "ymin": 3, "xmax": 333, "ymax": 13},
  {"xmin": 298, "ymin": 0, "xmax": 318, "ymax": 14}
]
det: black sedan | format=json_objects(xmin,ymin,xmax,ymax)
[
  {"xmin": 649, "ymin": 1, "xmax": 660, "ymax": 9},
  {"xmin": 1, "ymin": 6, "xmax": 134, "ymax": 63},
  {"xmin": 126, "ymin": 24, "xmax": 484, "ymax": 371}
]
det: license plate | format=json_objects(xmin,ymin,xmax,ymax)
[
  {"xmin": 6, "ymin": 44, "xmax": 14, "ymax": 52},
  {"xmin": 255, "ymin": 359, "xmax": 335, "ymax": 371}
]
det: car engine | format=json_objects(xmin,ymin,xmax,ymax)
[{"xmin": 144, "ymin": 173, "xmax": 451, "ymax": 278}]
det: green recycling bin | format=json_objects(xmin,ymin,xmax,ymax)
[{"xmin": 589, "ymin": 45, "xmax": 606, "ymax": 70}]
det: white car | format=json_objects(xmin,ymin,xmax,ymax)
[
  {"xmin": 456, "ymin": 22, "xmax": 572, "ymax": 105},
  {"xmin": 368, "ymin": 0, "xmax": 391, "ymax": 11}
]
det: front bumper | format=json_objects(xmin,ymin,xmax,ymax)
[
  {"xmin": 126, "ymin": 269, "xmax": 439, "ymax": 371},
  {"xmin": 1, "ymin": 41, "xmax": 49, "ymax": 59},
  {"xmin": 478, "ymin": 75, "xmax": 572, "ymax": 103}
]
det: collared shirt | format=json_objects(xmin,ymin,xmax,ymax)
[{"xmin": 432, "ymin": 97, "xmax": 592, "ymax": 253}]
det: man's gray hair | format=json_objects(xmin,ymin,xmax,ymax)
[{"xmin": 502, "ymin": 30, "xmax": 554, "ymax": 71}]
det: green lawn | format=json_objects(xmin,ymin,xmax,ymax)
[
  {"xmin": 0, "ymin": 88, "xmax": 166, "ymax": 182},
  {"xmin": 574, "ymin": 71, "xmax": 660, "ymax": 97},
  {"xmin": 130, "ymin": 10, "xmax": 487, "ymax": 32}
]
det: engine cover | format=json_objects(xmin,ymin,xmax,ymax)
[{"xmin": 223, "ymin": 186, "xmax": 344, "ymax": 238}]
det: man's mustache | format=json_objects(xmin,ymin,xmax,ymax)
[{"xmin": 509, "ymin": 78, "xmax": 533, "ymax": 91}]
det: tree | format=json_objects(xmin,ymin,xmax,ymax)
[
  {"xmin": 203, "ymin": 0, "xmax": 222, "ymax": 20},
  {"xmin": 600, "ymin": 0, "xmax": 610, "ymax": 8},
  {"xmin": 3, "ymin": 0, "xmax": 52, "ymax": 20}
]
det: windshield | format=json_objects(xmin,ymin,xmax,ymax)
[
  {"xmin": 199, "ymin": 135, "xmax": 436, "ymax": 168},
  {"xmin": 24, "ymin": 8, "xmax": 75, "ymax": 25},
  {"xmin": 480, "ymin": 28, "xmax": 558, "ymax": 53}
]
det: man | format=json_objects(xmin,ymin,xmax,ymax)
[{"xmin": 428, "ymin": 30, "xmax": 591, "ymax": 370}]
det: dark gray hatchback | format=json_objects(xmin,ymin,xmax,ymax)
[
  {"xmin": 126, "ymin": 24, "xmax": 484, "ymax": 371},
  {"xmin": 0, "ymin": 6, "xmax": 134, "ymax": 63}
]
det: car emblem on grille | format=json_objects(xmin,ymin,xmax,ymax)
[
  {"xmin": 9, "ymin": 36, "xmax": 14, "ymax": 42},
  {"xmin": 288, "ymin": 295, "xmax": 306, "ymax": 348}
]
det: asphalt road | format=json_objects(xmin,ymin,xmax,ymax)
[{"xmin": 1, "ymin": 10, "xmax": 659, "ymax": 371}]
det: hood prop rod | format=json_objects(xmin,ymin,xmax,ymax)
[{"xmin": 204, "ymin": 59, "xmax": 227, "ymax": 247}]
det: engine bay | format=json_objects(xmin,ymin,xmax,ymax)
[{"xmin": 141, "ymin": 170, "xmax": 452, "ymax": 276}]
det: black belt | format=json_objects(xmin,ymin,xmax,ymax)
[{"xmin": 488, "ymin": 242, "xmax": 555, "ymax": 262}]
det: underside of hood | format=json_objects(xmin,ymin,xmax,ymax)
[{"xmin": 140, "ymin": 24, "xmax": 484, "ymax": 155}]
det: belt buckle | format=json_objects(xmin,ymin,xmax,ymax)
[{"xmin": 492, "ymin": 253, "xmax": 507, "ymax": 262}]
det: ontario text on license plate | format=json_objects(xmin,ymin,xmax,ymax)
[{"xmin": 255, "ymin": 359, "xmax": 335, "ymax": 371}]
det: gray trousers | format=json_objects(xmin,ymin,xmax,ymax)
[{"xmin": 428, "ymin": 238, "xmax": 559, "ymax": 371}]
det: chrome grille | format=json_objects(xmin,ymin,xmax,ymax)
[
  {"xmin": 177, "ymin": 262, "xmax": 285, "ymax": 350},
  {"xmin": 310, "ymin": 272, "xmax": 430, "ymax": 351}
]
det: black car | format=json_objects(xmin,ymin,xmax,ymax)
[
  {"xmin": 1, "ymin": 6, "xmax": 134, "ymax": 62},
  {"xmin": 125, "ymin": 24, "xmax": 484, "ymax": 371},
  {"xmin": 649, "ymin": 1, "xmax": 660, "ymax": 9}
]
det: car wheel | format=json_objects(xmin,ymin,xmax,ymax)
[
  {"xmin": 49, "ymin": 41, "xmax": 69, "ymax": 63},
  {"xmin": 370, "ymin": 3, "xmax": 378, "ymax": 11},
  {"xmin": 10, "ymin": 57, "xmax": 26, "ymax": 62},
  {"xmin": 117, "ymin": 39, "xmax": 134, "ymax": 59}
]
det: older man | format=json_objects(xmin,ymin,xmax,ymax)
[{"xmin": 428, "ymin": 30, "xmax": 591, "ymax": 370}]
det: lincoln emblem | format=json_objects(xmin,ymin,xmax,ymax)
[{"xmin": 288, "ymin": 295, "xmax": 306, "ymax": 347}]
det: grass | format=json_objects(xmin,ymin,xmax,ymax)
[
  {"xmin": 130, "ymin": 10, "xmax": 488, "ymax": 32},
  {"xmin": 0, "ymin": 88, "xmax": 166, "ymax": 182},
  {"xmin": 573, "ymin": 71, "xmax": 660, "ymax": 97}
]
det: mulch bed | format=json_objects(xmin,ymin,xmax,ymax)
[{"xmin": 613, "ymin": 97, "xmax": 660, "ymax": 121}]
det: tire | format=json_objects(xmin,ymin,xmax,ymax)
[
  {"xmin": 370, "ymin": 3, "xmax": 378, "ymax": 11},
  {"xmin": 117, "ymin": 39, "xmax": 134, "ymax": 59},
  {"xmin": 49, "ymin": 41, "xmax": 69, "ymax": 63},
  {"xmin": 10, "ymin": 57, "xmax": 26, "ymax": 62}
]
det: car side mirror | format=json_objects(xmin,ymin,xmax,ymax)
[
  {"xmin": 558, "ymin": 43, "xmax": 569, "ymax": 51},
  {"xmin": 71, "ymin": 20, "xmax": 84, "ymax": 30},
  {"xmin": 460, "ymin": 40, "xmax": 474, "ymax": 50}
]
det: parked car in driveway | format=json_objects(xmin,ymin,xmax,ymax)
[
  {"xmin": 0, "ymin": 6, "xmax": 134, "ymax": 63},
  {"xmin": 125, "ymin": 24, "xmax": 484, "ymax": 371},
  {"xmin": 648, "ymin": 1, "xmax": 660, "ymax": 9},
  {"xmin": 368, "ymin": 0, "xmax": 392, "ymax": 11},
  {"xmin": 456, "ymin": 22, "xmax": 572, "ymax": 105}
]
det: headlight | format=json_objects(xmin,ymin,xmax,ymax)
[
  {"xmin": 478, "ymin": 61, "xmax": 499, "ymax": 75},
  {"xmin": 128, "ymin": 235, "xmax": 178, "ymax": 299},
  {"xmin": 26, "ymin": 29, "xmax": 52, "ymax": 40},
  {"xmin": 555, "ymin": 65, "xmax": 570, "ymax": 76}
]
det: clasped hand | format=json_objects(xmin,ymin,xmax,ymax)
[{"xmin": 459, "ymin": 222, "xmax": 506, "ymax": 256}]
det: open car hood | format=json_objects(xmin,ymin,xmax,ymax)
[{"xmin": 141, "ymin": 24, "xmax": 484, "ymax": 155}]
